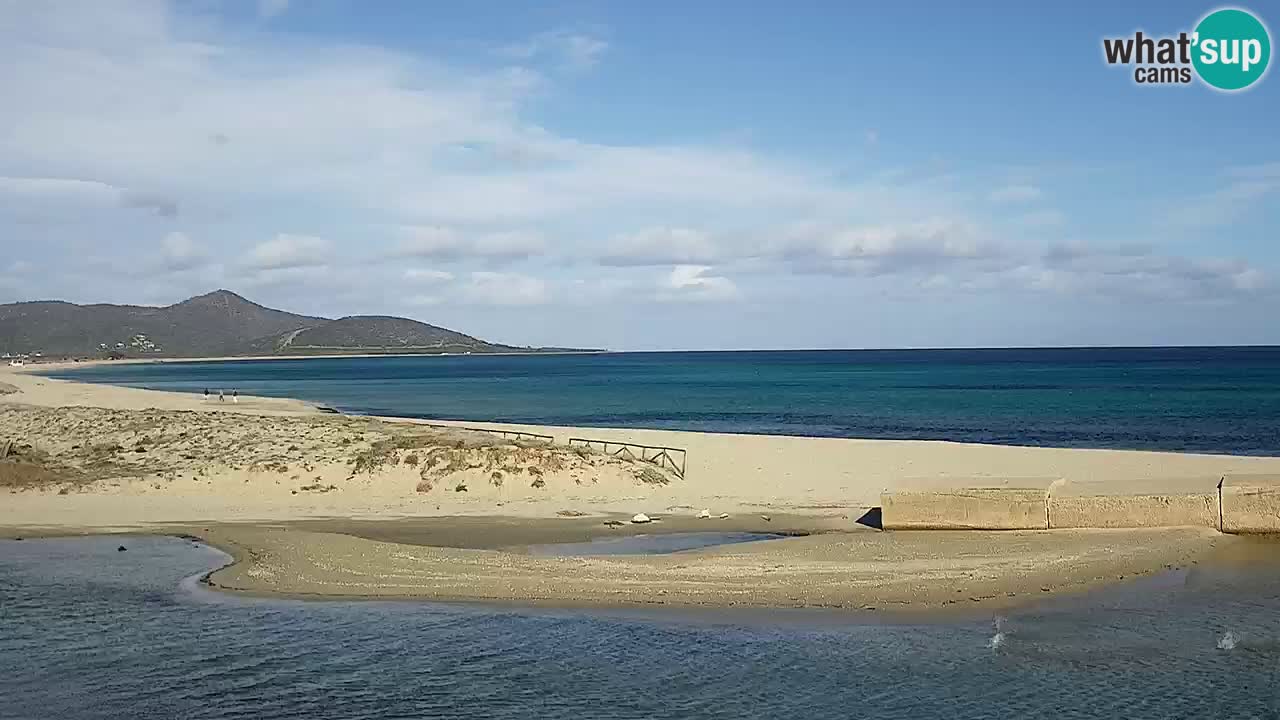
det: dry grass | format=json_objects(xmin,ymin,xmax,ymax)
[
  {"xmin": 635, "ymin": 465, "xmax": 672, "ymax": 485},
  {"xmin": 0, "ymin": 443, "xmax": 82, "ymax": 489},
  {"xmin": 0, "ymin": 460, "xmax": 65, "ymax": 488},
  {"xmin": 0, "ymin": 405, "xmax": 681, "ymax": 493}
]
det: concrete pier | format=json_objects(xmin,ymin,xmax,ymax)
[
  {"xmin": 1220, "ymin": 474, "xmax": 1280, "ymax": 534},
  {"xmin": 1048, "ymin": 477, "xmax": 1220, "ymax": 530},
  {"xmin": 880, "ymin": 477, "xmax": 1057, "ymax": 530},
  {"xmin": 882, "ymin": 474, "xmax": 1280, "ymax": 534}
]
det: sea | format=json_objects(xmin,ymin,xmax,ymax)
[
  {"xmin": 41, "ymin": 346, "xmax": 1280, "ymax": 455},
  {"xmin": 1, "ymin": 535, "xmax": 1278, "ymax": 719}
]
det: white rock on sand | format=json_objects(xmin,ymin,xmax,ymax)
[
  {"xmin": 631, "ymin": 513, "xmax": 652, "ymax": 524},
  {"xmin": 696, "ymin": 509, "xmax": 710, "ymax": 519}
]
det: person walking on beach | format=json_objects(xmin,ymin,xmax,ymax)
[
  {"xmin": 218, "ymin": 389, "xmax": 224, "ymax": 403},
  {"xmin": 203, "ymin": 388, "xmax": 210, "ymax": 402},
  {"xmin": 232, "ymin": 389, "xmax": 238, "ymax": 404}
]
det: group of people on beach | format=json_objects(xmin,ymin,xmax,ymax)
[{"xmin": 202, "ymin": 388, "xmax": 238, "ymax": 403}]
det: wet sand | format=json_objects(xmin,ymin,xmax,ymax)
[{"xmin": 187, "ymin": 520, "xmax": 1226, "ymax": 611}]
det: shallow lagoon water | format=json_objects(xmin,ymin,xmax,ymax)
[{"xmin": 3, "ymin": 535, "xmax": 1279, "ymax": 719}]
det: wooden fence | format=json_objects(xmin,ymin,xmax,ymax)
[
  {"xmin": 416, "ymin": 423, "xmax": 554, "ymax": 444},
  {"xmin": 567, "ymin": 437, "xmax": 687, "ymax": 479}
]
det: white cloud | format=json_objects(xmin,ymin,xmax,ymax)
[
  {"xmin": 245, "ymin": 234, "xmax": 331, "ymax": 270},
  {"xmin": 396, "ymin": 226, "xmax": 545, "ymax": 263},
  {"xmin": 501, "ymin": 31, "xmax": 608, "ymax": 70},
  {"xmin": 0, "ymin": 176, "xmax": 118, "ymax": 203},
  {"xmin": 658, "ymin": 265, "xmax": 740, "ymax": 302},
  {"xmin": 388, "ymin": 145, "xmax": 851, "ymax": 224},
  {"xmin": 1034, "ymin": 243, "xmax": 1265, "ymax": 299},
  {"xmin": 472, "ymin": 231, "xmax": 546, "ymax": 261},
  {"xmin": 258, "ymin": 0, "xmax": 290, "ymax": 19},
  {"xmin": 756, "ymin": 221, "xmax": 1266, "ymax": 302},
  {"xmin": 0, "ymin": 3, "xmax": 870, "ymax": 249},
  {"xmin": 160, "ymin": 232, "xmax": 208, "ymax": 271},
  {"xmin": 404, "ymin": 268, "xmax": 455, "ymax": 283},
  {"xmin": 239, "ymin": 265, "xmax": 334, "ymax": 291},
  {"xmin": 561, "ymin": 34, "xmax": 609, "ymax": 69},
  {"xmin": 0, "ymin": 175, "xmax": 178, "ymax": 218},
  {"xmin": 120, "ymin": 190, "xmax": 179, "ymax": 217},
  {"xmin": 988, "ymin": 184, "xmax": 1042, "ymax": 204},
  {"xmin": 401, "ymin": 268, "xmax": 546, "ymax": 307},
  {"xmin": 600, "ymin": 227, "xmax": 724, "ymax": 266},
  {"xmin": 778, "ymin": 219, "xmax": 1005, "ymax": 276},
  {"xmin": 1166, "ymin": 177, "xmax": 1277, "ymax": 228},
  {"xmin": 1005, "ymin": 209, "xmax": 1065, "ymax": 229},
  {"xmin": 461, "ymin": 271, "xmax": 549, "ymax": 306}
]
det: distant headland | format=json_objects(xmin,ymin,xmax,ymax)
[{"xmin": 0, "ymin": 289, "xmax": 594, "ymax": 360}]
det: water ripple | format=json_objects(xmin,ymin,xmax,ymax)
[{"xmin": 3, "ymin": 536, "xmax": 1280, "ymax": 720}]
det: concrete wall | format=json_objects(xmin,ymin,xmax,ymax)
[
  {"xmin": 881, "ymin": 474, "xmax": 1280, "ymax": 534},
  {"xmin": 881, "ymin": 487, "xmax": 1049, "ymax": 530},
  {"xmin": 1221, "ymin": 474, "xmax": 1280, "ymax": 534},
  {"xmin": 1048, "ymin": 477, "xmax": 1220, "ymax": 530}
]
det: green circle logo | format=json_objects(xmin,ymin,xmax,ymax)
[{"xmin": 1192, "ymin": 8, "xmax": 1271, "ymax": 91}]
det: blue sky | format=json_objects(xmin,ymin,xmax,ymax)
[{"xmin": 1, "ymin": 0, "xmax": 1277, "ymax": 349}]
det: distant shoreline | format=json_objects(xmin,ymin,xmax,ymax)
[
  {"xmin": 16, "ymin": 344, "xmax": 1280, "ymax": 373},
  {"xmin": 17, "ymin": 348, "xmax": 611, "ymax": 372}
]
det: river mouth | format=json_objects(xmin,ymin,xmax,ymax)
[
  {"xmin": 6, "ymin": 533, "xmax": 1280, "ymax": 719},
  {"xmin": 525, "ymin": 531, "xmax": 791, "ymax": 556}
]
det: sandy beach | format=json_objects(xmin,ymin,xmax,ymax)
[{"xmin": 3, "ymin": 362, "xmax": 1278, "ymax": 610}]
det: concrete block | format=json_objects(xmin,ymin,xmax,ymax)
[
  {"xmin": 881, "ymin": 478, "xmax": 1055, "ymax": 530},
  {"xmin": 1048, "ymin": 477, "xmax": 1220, "ymax": 530},
  {"xmin": 1221, "ymin": 474, "xmax": 1280, "ymax": 534}
]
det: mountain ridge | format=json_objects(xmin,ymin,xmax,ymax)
[{"xmin": 0, "ymin": 290, "xmax": 562, "ymax": 358}]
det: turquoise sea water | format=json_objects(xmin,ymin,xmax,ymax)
[
  {"xmin": 44, "ymin": 347, "xmax": 1280, "ymax": 455},
  {"xmin": 2, "ymin": 535, "xmax": 1279, "ymax": 719}
]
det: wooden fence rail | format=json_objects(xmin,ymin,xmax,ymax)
[
  {"xmin": 416, "ymin": 423, "xmax": 554, "ymax": 444},
  {"xmin": 567, "ymin": 437, "xmax": 687, "ymax": 479}
]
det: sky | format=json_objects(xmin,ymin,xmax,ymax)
[{"xmin": 1, "ymin": 0, "xmax": 1278, "ymax": 350}]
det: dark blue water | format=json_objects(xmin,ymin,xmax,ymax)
[
  {"xmin": 2, "ymin": 535, "xmax": 1279, "ymax": 719},
  {"xmin": 43, "ymin": 347, "xmax": 1280, "ymax": 455}
]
